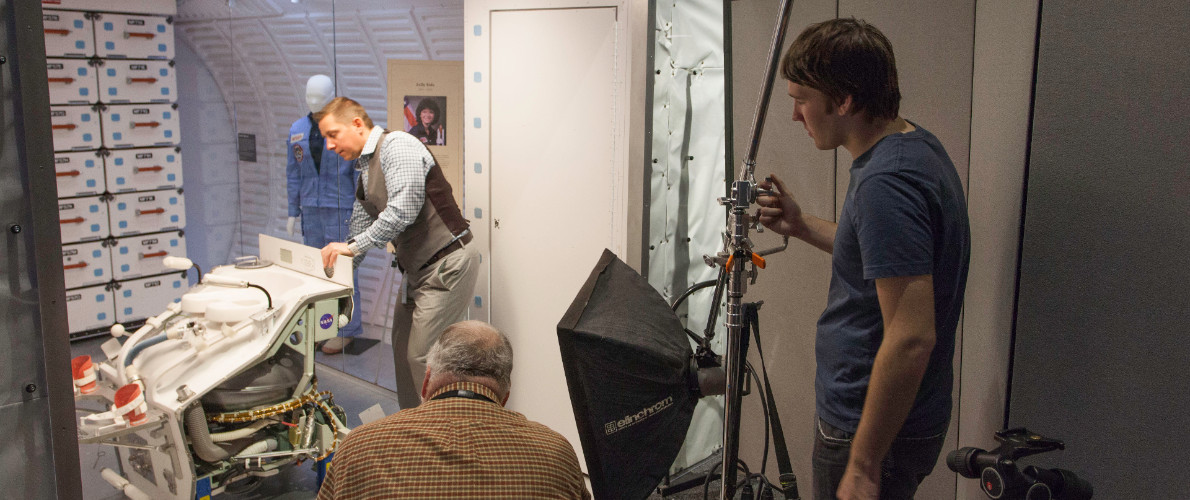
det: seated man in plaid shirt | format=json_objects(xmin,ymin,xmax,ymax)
[{"xmin": 318, "ymin": 321, "xmax": 591, "ymax": 499}]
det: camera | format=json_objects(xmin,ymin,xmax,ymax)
[{"xmin": 947, "ymin": 427, "xmax": 1092, "ymax": 500}]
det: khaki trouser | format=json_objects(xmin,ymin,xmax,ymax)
[{"xmin": 391, "ymin": 242, "xmax": 480, "ymax": 409}]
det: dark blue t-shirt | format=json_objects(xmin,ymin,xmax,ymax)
[{"xmin": 815, "ymin": 122, "xmax": 970, "ymax": 437}]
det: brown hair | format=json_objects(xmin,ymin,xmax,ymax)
[
  {"xmin": 314, "ymin": 96, "xmax": 374, "ymax": 129},
  {"xmin": 781, "ymin": 18, "xmax": 900, "ymax": 121}
]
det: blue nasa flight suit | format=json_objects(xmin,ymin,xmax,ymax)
[{"xmin": 287, "ymin": 113, "xmax": 362, "ymax": 339}]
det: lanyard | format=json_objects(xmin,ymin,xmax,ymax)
[{"xmin": 430, "ymin": 389, "xmax": 496, "ymax": 404}]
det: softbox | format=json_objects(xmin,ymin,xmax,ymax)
[{"xmin": 557, "ymin": 249, "xmax": 698, "ymax": 500}]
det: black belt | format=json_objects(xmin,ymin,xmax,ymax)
[
  {"xmin": 429, "ymin": 389, "xmax": 496, "ymax": 404},
  {"xmin": 417, "ymin": 231, "xmax": 473, "ymax": 271}
]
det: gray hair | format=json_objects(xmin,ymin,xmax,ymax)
[{"xmin": 426, "ymin": 321, "xmax": 514, "ymax": 397}]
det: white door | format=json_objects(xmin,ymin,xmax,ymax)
[{"xmin": 487, "ymin": 6, "xmax": 626, "ymax": 467}]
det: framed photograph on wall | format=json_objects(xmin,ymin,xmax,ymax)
[{"xmin": 388, "ymin": 60, "xmax": 463, "ymax": 207}]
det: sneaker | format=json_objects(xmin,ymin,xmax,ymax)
[{"xmin": 321, "ymin": 337, "xmax": 352, "ymax": 355}]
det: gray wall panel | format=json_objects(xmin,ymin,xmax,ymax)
[
  {"xmin": 0, "ymin": 398, "xmax": 60, "ymax": 497},
  {"xmin": 1010, "ymin": 1, "xmax": 1190, "ymax": 498},
  {"xmin": 960, "ymin": 1, "xmax": 1039, "ymax": 498},
  {"xmin": 1, "ymin": 0, "xmax": 82, "ymax": 497},
  {"xmin": 730, "ymin": 0, "xmax": 838, "ymax": 490}
]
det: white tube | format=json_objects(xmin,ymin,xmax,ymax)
[
  {"xmin": 124, "ymin": 365, "xmax": 140, "ymax": 387},
  {"xmin": 210, "ymin": 419, "xmax": 272, "ymax": 442},
  {"xmin": 100, "ymin": 468, "xmax": 152, "ymax": 500},
  {"xmin": 162, "ymin": 256, "xmax": 193, "ymax": 271},
  {"xmin": 203, "ymin": 274, "xmax": 247, "ymax": 287},
  {"xmin": 116, "ymin": 303, "xmax": 181, "ymax": 385},
  {"xmin": 236, "ymin": 437, "xmax": 279, "ymax": 457}
]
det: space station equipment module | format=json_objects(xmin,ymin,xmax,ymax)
[{"xmin": 73, "ymin": 235, "xmax": 354, "ymax": 499}]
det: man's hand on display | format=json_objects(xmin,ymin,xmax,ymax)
[
  {"xmin": 756, "ymin": 174, "xmax": 807, "ymax": 238},
  {"xmin": 321, "ymin": 242, "xmax": 354, "ymax": 269},
  {"xmin": 835, "ymin": 462, "xmax": 880, "ymax": 500},
  {"xmin": 287, "ymin": 216, "xmax": 300, "ymax": 237}
]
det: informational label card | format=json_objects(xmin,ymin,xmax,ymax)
[{"xmin": 388, "ymin": 60, "xmax": 464, "ymax": 207}]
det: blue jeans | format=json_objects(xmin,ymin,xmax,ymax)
[{"xmin": 812, "ymin": 417, "xmax": 946, "ymax": 500}]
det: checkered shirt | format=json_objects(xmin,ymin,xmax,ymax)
[
  {"xmin": 317, "ymin": 381, "xmax": 591, "ymax": 500},
  {"xmin": 345, "ymin": 126, "xmax": 436, "ymax": 266}
]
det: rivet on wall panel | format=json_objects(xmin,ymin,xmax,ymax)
[
  {"xmin": 474, "ymin": 72, "xmax": 482, "ymax": 83},
  {"xmin": 473, "ymin": 25, "xmax": 482, "ymax": 36},
  {"xmin": 474, "ymin": 207, "xmax": 482, "ymax": 219},
  {"xmin": 474, "ymin": 162, "xmax": 482, "ymax": 174},
  {"xmin": 473, "ymin": 117, "xmax": 482, "ymax": 128}
]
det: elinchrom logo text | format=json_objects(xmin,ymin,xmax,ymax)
[{"xmin": 604, "ymin": 396, "xmax": 674, "ymax": 435}]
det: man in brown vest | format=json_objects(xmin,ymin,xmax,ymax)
[{"xmin": 316, "ymin": 97, "xmax": 479, "ymax": 409}]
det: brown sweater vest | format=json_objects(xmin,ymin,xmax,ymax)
[{"xmin": 356, "ymin": 131, "xmax": 470, "ymax": 272}]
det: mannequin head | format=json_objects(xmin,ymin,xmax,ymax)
[{"xmin": 306, "ymin": 75, "xmax": 334, "ymax": 115}]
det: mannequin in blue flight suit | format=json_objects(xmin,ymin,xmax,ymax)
[{"xmin": 287, "ymin": 74, "xmax": 362, "ymax": 354}]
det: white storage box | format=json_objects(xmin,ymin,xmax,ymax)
[
  {"xmin": 54, "ymin": 151, "xmax": 106, "ymax": 197},
  {"xmin": 114, "ymin": 272, "xmax": 186, "ymax": 323},
  {"xmin": 109, "ymin": 189, "xmax": 185, "ymax": 236},
  {"xmin": 102, "ymin": 103, "xmax": 179, "ymax": 148},
  {"xmin": 42, "ymin": 10, "xmax": 93, "ymax": 58},
  {"xmin": 93, "ymin": 13, "xmax": 174, "ymax": 60},
  {"xmin": 66, "ymin": 284, "xmax": 115, "ymax": 334},
  {"xmin": 105, "ymin": 147, "xmax": 182, "ymax": 192},
  {"xmin": 62, "ymin": 240, "xmax": 113, "ymax": 289},
  {"xmin": 97, "ymin": 59, "xmax": 177, "ymax": 104},
  {"xmin": 58, "ymin": 195, "xmax": 109, "ymax": 243},
  {"xmin": 51, "ymin": 105, "xmax": 101, "ymax": 151},
  {"xmin": 46, "ymin": 58, "xmax": 98, "ymax": 105},
  {"xmin": 111, "ymin": 231, "xmax": 185, "ymax": 281}
]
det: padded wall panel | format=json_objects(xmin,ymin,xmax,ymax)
[
  {"xmin": 97, "ymin": 59, "xmax": 177, "ymax": 103},
  {"xmin": 46, "ymin": 0, "xmax": 176, "ymax": 15},
  {"xmin": 41, "ymin": 9, "xmax": 93, "ymax": 57},
  {"xmin": 102, "ymin": 103, "xmax": 180, "ymax": 148},
  {"xmin": 93, "ymin": 13, "xmax": 175, "ymax": 60},
  {"xmin": 108, "ymin": 189, "xmax": 186, "ymax": 236},
  {"xmin": 111, "ymin": 231, "xmax": 186, "ymax": 280},
  {"xmin": 54, "ymin": 150, "xmax": 106, "ymax": 197},
  {"xmin": 61, "ymin": 240, "xmax": 113, "ymax": 289},
  {"xmin": 46, "ymin": 58, "xmax": 98, "ymax": 104},
  {"xmin": 50, "ymin": 105, "xmax": 101, "ymax": 151},
  {"xmin": 58, "ymin": 195, "xmax": 108, "ymax": 243},
  {"xmin": 114, "ymin": 272, "xmax": 186, "ymax": 323},
  {"xmin": 65, "ymin": 285, "xmax": 115, "ymax": 335},
  {"xmin": 105, "ymin": 147, "xmax": 183, "ymax": 192},
  {"xmin": 647, "ymin": 0, "xmax": 731, "ymax": 472}
]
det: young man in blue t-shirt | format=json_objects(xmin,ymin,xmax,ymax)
[{"xmin": 756, "ymin": 18, "xmax": 970, "ymax": 500}]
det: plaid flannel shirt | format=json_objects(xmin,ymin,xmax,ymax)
[{"xmin": 318, "ymin": 381, "xmax": 591, "ymax": 499}]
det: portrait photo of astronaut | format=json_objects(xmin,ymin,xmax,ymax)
[{"xmin": 404, "ymin": 95, "xmax": 447, "ymax": 146}]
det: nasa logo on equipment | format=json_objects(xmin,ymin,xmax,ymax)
[{"xmin": 319, "ymin": 313, "xmax": 333, "ymax": 329}]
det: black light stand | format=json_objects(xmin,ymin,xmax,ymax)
[{"xmin": 711, "ymin": 0, "xmax": 796, "ymax": 497}]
